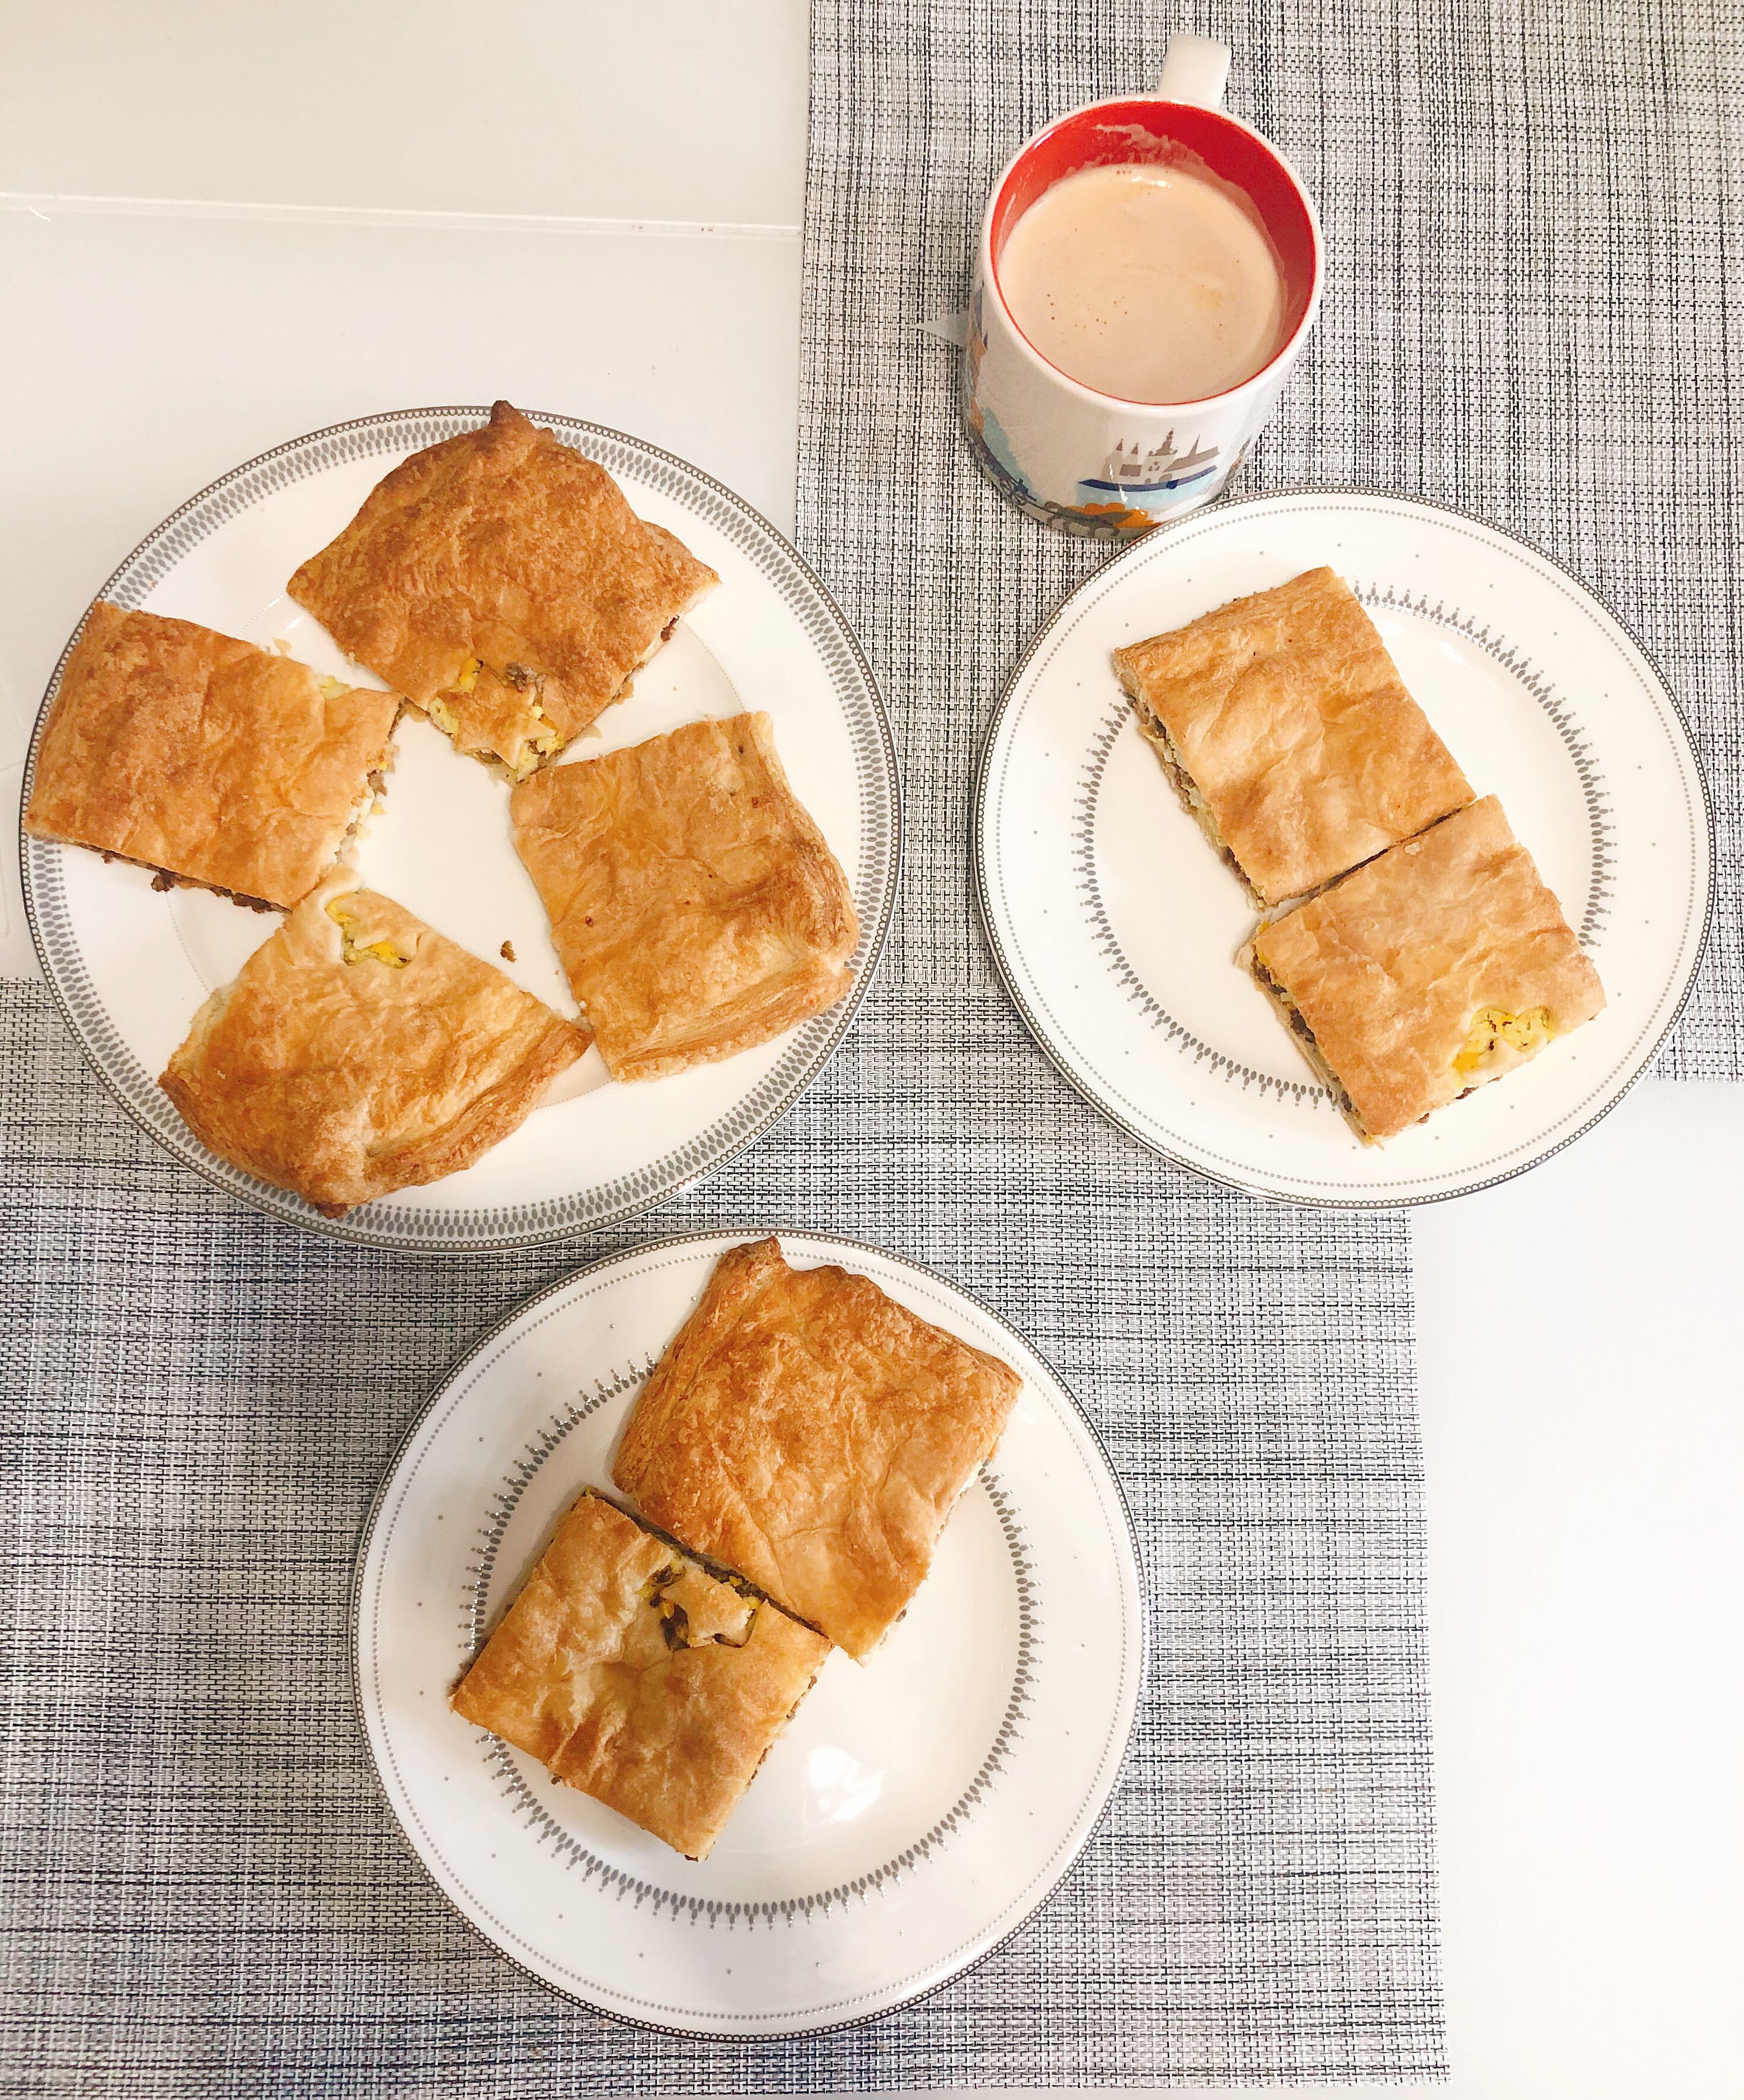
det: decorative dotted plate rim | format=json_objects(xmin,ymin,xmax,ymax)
[
  {"xmin": 18, "ymin": 407, "xmax": 901, "ymax": 1252},
  {"xmin": 974, "ymin": 486, "xmax": 1715, "ymax": 1211},
  {"xmin": 349, "ymin": 1228, "xmax": 1148, "ymax": 2039}
]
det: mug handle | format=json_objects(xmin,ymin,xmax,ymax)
[{"xmin": 1156, "ymin": 31, "xmax": 1230, "ymax": 109}]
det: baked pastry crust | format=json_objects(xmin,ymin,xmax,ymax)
[
  {"xmin": 24, "ymin": 602, "xmax": 398, "ymax": 910},
  {"xmin": 510, "ymin": 712, "xmax": 858, "ymax": 1081},
  {"xmin": 612, "ymin": 1238, "xmax": 1022, "ymax": 1660},
  {"xmin": 1244, "ymin": 795, "xmax": 1606, "ymax": 1140},
  {"xmin": 452, "ymin": 1490, "xmax": 830, "ymax": 1860},
  {"xmin": 287, "ymin": 401, "xmax": 717, "ymax": 776},
  {"xmin": 161, "ymin": 868, "xmax": 586, "ymax": 1213},
  {"xmin": 1112, "ymin": 567, "xmax": 1473, "ymax": 905}
]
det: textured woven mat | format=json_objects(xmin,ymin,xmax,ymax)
[
  {"xmin": 24, "ymin": 0, "xmax": 1743, "ymax": 2079},
  {"xmin": 0, "ymin": 976, "xmax": 1439, "ymax": 2092},
  {"xmin": 808, "ymin": 0, "xmax": 1739, "ymax": 1073}
]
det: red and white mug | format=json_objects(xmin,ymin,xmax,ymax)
[{"xmin": 962, "ymin": 34, "xmax": 1323, "ymax": 539}]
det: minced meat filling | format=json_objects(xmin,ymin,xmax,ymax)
[
  {"xmin": 1130, "ymin": 706, "xmax": 1251, "ymax": 889},
  {"xmin": 104, "ymin": 850, "xmax": 277, "ymax": 913},
  {"xmin": 1250, "ymin": 957, "xmax": 1367, "ymax": 1134}
]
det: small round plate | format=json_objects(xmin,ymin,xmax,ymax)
[
  {"xmin": 976, "ymin": 491, "xmax": 1713, "ymax": 1208},
  {"xmin": 353, "ymin": 1232, "xmax": 1144, "ymax": 2038},
  {"xmin": 20, "ymin": 409, "xmax": 898, "ymax": 1250}
]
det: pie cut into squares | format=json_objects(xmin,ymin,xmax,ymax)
[
  {"xmin": 287, "ymin": 401, "xmax": 718, "ymax": 777},
  {"xmin": 451, "ymin": 1489, "xmax": 830, "ymax": 1861},
  {"xmin": 23, "ymin": 602, "xmax": 399, "ymax": 910},
  {"xmin": 1111, "ymin": 566, "xmax": 1473, "ymax": 906},
  {"xmin": 160, "ymin": 869, "xmax": 587, "ymax": 1214},
  {"xmin": 1243, "ymin": 795, "xmax": 1606, "ymax": 1142},
  {"xmin": 510, "ymin": 711, "xmax": 859, "ymax": 1081},
  {"xmin": 612, "ymin": 1238, "xmax": 1023, "ymax": 1660}
]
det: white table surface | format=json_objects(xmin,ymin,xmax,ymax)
[{"xmin": 4, "ymin": 7, "xmax": 1740, "ymax": 2093}]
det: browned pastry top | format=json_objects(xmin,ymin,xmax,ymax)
[
  {"xmin": 288, "ymin": 401, "xmax": 717, "ymax": 774},
  {"xmin": 1113, "ymin": 567, "xmax": 1473, "ymax": 905},
  {"xmin": 24, "ymin": 602, "xmax": 398, "ymax": 909},
  {"xmin": 612, "ymin": 1237, "xmax": 1022, "ymax": 1660},
  {"xmin": 160, "ymin": 869, "xmax": 586, "ymax": 1213},
  {"xmin": 511, "ymin": 711, "xmax": 858, "ymax": 1081},
  {"xmin": 1249, "ymin": 795, "xmax": 1606, "ymax": 1138},
  {"xmin": 451, "ymin": 1490, "xmax": 830, "ymax": 1860}
]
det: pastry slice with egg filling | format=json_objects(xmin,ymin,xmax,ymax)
[
  {"xmin": 1241, "ymin": 795, "xmax": 1606, "ymax": 1142},
  {"xmin": 1112, "ymin": 567, "xmax": 1473, "ymax": 906},
  {"xmin": 452, "ymin": 1489, "xmax": 830, "ymax": 1860},
  {"xmin": 160, "ymin": 869, "xmax": 586, "ymax": 1213},
  {"xmin": 288, "ymin": 401, "xmax": 717, "ymax": 778},
  {"xmin": 612, "ymin": 1237, "xmax": 1022, "ymax": 1660},
  {"xmin": 510, "ymin": 711, "xmax": 859, "ymax": 1080},
  {"xmin": 24, "ymin": 602, "xmax": 399, "ymax": 910}
]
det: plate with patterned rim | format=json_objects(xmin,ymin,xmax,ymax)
[
  {"xmin": 975, "ymin": 490, "xmax": 1713, "ymax": 1208},
  {"xmin": 18, "ymin": 408, "xmax": 899, "ymax": 1250},
  {"xmin": 352, "ymin": 1231, "xmax": 1145, "ymax": 2037}
]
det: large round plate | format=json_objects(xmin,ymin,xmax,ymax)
[
  {"xmin": 976, "ymin": 491, "xmax": 1713, "ymax": 1207},
  {"xmin": 354, "ymin": 1231, "xmax": 1144, "ymax": 2037},
  {"xmin": 20, "ymin": 409, "xmax": 898, "ymax": 1249}
]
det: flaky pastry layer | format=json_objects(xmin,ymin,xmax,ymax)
[
  {"xmin": 24, "ymin": 602, "xmax": 398, "ymax": 909},
  {"xmin": 288, "ymin": 401, "xmax": 717, "ymax": 776},
  {"xmin": 612, "ymin": 1238, "xmax": 1022, "ymax": 1660},
  {"xmin": 1113, "ymin": 567, "xmax": 1473, "ymax": 906},
  {"xmin": 1244, "ymin": 795, "xmax": 1606, "ymax": 1140},
  {"xmin": 160, "ymin": 869, "xmax": 586, "ymax": 1212},
  {"xmin": 452, "ymin": 1490, "xmax": 829, "ymax": 1859},
  {"xmin": 510, "ymin": 711, "xmax": 858, "ymax": 1081}
]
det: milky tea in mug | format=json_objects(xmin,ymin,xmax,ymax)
[
  {"xmin": 996, "ymin": 160, "xmax": 1286, "ymax": 405},
  {"xmin": 964, "ymin": 40, "xmax": 1322, "ymax": 538}
]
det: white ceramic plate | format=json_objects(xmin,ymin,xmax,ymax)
[
  {"xmin": 354, "ymin": 1231, "xmax": 1144, "ymax": 2037},
  {"xmin": 20, "ymin": 409, "xmax": 898, "ymax": 1250},
  {"xmin": 976, "ymin": 491, "xmax": 1713, "ymax": 1208}
]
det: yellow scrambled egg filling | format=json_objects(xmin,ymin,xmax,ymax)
[
  {"xmin": 643, "ymin": 1558, "xmax": 758, "ymax": 1650},
  {"xmin": 428, "ymin": 657, "xmax": 558, "ymax": 776},
  {"xmin": 513, "ymin": 694, "xmax": 560, "ymax": 778},
  {"xmin": 316, "ymin": 673, "xmax": 348, "ymax": 700},
  {"xmin": 1453, "ymin": 1005, "xmax": 1553, "ymax": 1074},
  {"xmin": 326, "ymin": 900, "xmax": 409, "ymax": 968}
]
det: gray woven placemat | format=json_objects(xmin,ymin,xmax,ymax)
[
  {"xmin": 0, "ymin": 982, "xmax": 1438, "ymax": 2093},
  {"xmin": 26, "ymin": 0, "xmax": 1742, "ymax": 2079},
  {"xmin": 808, "ymin": 0, "xmax": 1739, "ymax": 1073}
]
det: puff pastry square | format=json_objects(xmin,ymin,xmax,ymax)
[
  {"xmin": 161, "ymin": 869, "xmax": 586, "ymax": 1213},
  {"xmin": 24, "ymin": 602, "xmax": 398, "ymax": 910},
  {"xmin": 510, "ymin": 712, "xmax": 859, "ymax": 1081},
  {"xmin": 1244, "ymin": 795, "xmax": 1606, "ymax": 1141},
  {"xmin": 288, "ymin": 401, "xmax": 717, "ymax": 777},
  {"xmin": 612, "ymin": 1238, "xmax": 1022, "ymax": 1660},
  {"xmin": 1112, "ymin": 567, "xmax": 1473, "ymax": 906},
  {"xmin": 452, "ymin": 1490, "xmax": 830, "ymax": 1860}
]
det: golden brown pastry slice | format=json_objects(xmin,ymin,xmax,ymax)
[
  {"xmin": 612, "ymin": 1238, "xmax": 1022, "ymax": 1660},
  {"xmin": 1243, "ymin": 795, "xmax": 1606, "ymax": 1141},
  {"xmin": 287, "ymin": 401, "xmax": 718, "ymax": 777},
  {"xmin": 1112, "ymin": 567, "xmax": 1473, "ymax": 906},
  {"xmin": 452, "ymin": 1490, "xmax": 830, "ymax": 1860},
  {"xmin": 24, "ymin": 602, "xmax": 398, "ymax": 910},
  {"xmin": 161, "ymin": 869, "xmax": 586, "ymax": 1213},
  {"xmin": 510, "ymin": 712, "xmax": 859, "ymax": 1081}
]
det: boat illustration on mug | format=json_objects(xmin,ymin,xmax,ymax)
[
  {"xmin": 963, "ymin": 284, "xmax": 1237, "ymax": 538},
  {"xmin": 1075, "ymin": 436, "xmax": 1220, "ymax": 513}
]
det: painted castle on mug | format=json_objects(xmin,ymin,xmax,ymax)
[{"xmin": 1076, "ymin": 435, "xmax": 1219, "ymax": 510}]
